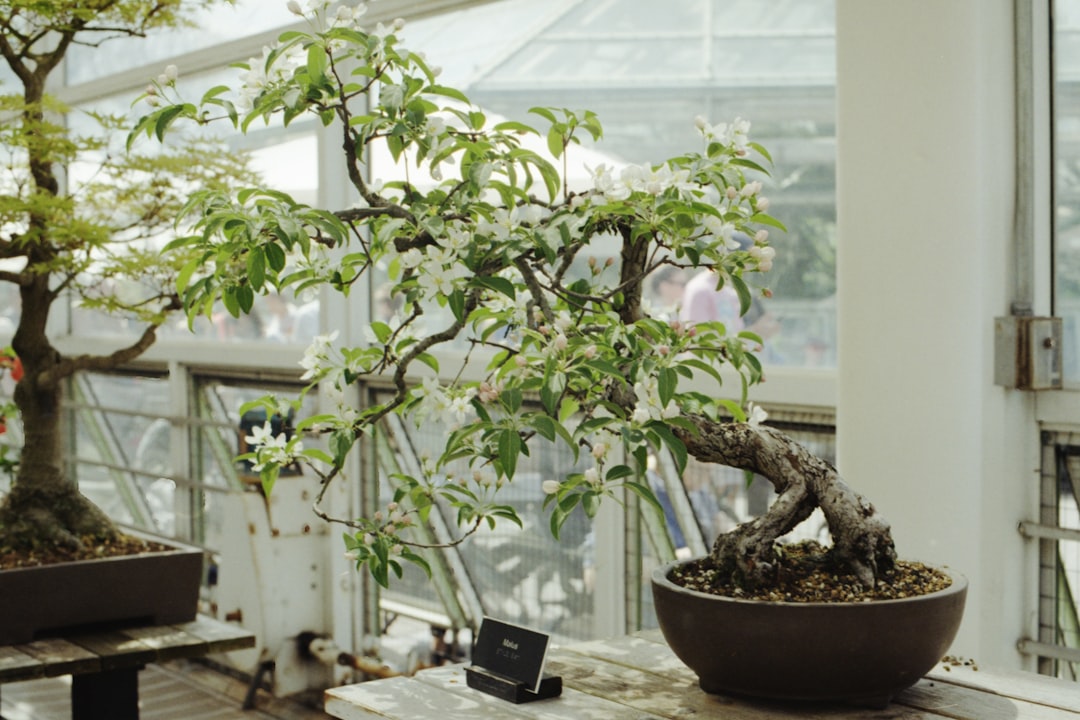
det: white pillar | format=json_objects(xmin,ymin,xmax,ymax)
[{"xmin": 836, "ymin": 0, "xmax": 1039, "ymax": 669}]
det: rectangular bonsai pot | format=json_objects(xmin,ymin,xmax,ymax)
[{"xmin": 0, "ymin": 529, "xmax": 204, "ymax": 645}]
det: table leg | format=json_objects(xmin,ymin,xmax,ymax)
[{"xmin": 71, "ymin": 667, "xmax": 140, "ymax": 720}]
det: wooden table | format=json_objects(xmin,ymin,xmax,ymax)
[
  {"xmin": 325, "ymin": 630, "xmax": 1080, "ymax": 719},
  {"xmin": 0, "ymin": 615, "xmax": 254, "ymax": 720}
]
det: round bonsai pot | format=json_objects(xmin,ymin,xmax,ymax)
[{"xmin": 651, "ymin": 560, "xmax": 967, "ymax": 706}]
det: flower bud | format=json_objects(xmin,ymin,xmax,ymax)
[
  {"xmin": 164, "ymin": 64, "xmax": 178, "ymax": 82},
  {"xmin": 658, "ymin": 345, "xmax": 670, "ymax": 356},
  {"xmin": 591, "ymin": 443, "xmax": 607, "ymax": 459},
  {"xmin": 287, "ymin": 0, "xmax": 303, "ymax": 16},
  {"xmin": 542, "ymin": 480, "xmax": 560, "ymax": 495},
  {"xmin": 583, "ymin": 344, "xmax": 597, "ymax": 359},
  {"xmin": 757, "ymin": 197, "xmax": 770, "ymax": 212},
  {"xmin": 754, "ymin": 230, "xmax": 769, "ymax": 243},
  {"xmin": 554, "ymin": 334, "xmax": 568, "ymax": 351}
]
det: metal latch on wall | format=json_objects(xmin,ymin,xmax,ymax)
[{"xmin": 994, "ymin": 316, "xmax": 1063, "ymax": 390}]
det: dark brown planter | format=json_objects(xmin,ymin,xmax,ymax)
[
  {"xmin": 651, "ymin": 559, "xmax": 967, "ymax": 707},
  {"xmin": 0, "ymin": 529, "xmax": 203, "ymax": 645}
]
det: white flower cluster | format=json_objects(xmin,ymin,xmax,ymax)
[
  {"xmin": 400, "ymin": 243, "xmax": 470, "ymax": 299},
  {"xmin": 588, "ymin": 162, "xmax": 693, "ymax": 203},
  {"xmin": 414, "ymin": 376, "xmax": 476, "ymax": 428},
  {"xmin": 237, "ymin": 43, "xmax": 304, "ymax": 114},
  {"xmin": 299, "ymin": 330, "xmax": 339, "ymax": 381},
  {"xmin": 630, "ymin": 376, "xmax": 679, "ymax": 425},
  {"xmin": 244, "ymin": 422, "xmax": 304, "ymax": 472},
  {"xmin": 695, "ymin": 115, "xmax": 752, "ymax": 153}
]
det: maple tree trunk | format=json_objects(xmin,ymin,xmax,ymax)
[
  {"xmin": 675, "ymin": 417, "xmax": 896, "ymax": 588},
  {"xmin": 0, "ymin": 277, "xmax": 120, "ymax": 551},
  {"xmin": 0, "ymin": 373, "xmax": 119, "ymax": 550}
]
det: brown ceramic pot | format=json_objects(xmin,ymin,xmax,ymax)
[{"xmin": 651, "ymin": 560, "xmax": 967, "ymax": 706}]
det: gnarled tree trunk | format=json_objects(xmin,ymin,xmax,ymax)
[{"xmin": 675, "ymin": 416, "xmax": 897, "ymax": 588}]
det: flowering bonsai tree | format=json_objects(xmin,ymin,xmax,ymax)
[
  {"xmin": 0, "ymin": 0, "xmax": 251, "ymax": 555},
  {"xmin": 143, "ymin": 0, "xmax": 896, "ymax": 590}
]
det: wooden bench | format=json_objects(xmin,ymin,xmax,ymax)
[
  {"xmin": 325, "ymin": 629, "xmax": 1080, "ymax": 719},
  {"xmin": 0, "ymin": 615, "xmax": 254, "ymax": 720}
]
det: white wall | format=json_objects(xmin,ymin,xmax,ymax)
[{"xmin": 836, "ymin": 0, "xmax": 1041, "ymax": 669}]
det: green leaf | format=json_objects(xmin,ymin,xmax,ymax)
[
  {"xmin": 529, "ymin": 107, "xmax": 557, "ymax": 123},
  {"xmin": 153, "ymin": 104, "xmax": 194, "ymax": 141},
  {"xmin": 330, "ymin": 429, "xmax": 354, "ymax": 468},
  {"xmin": 260, "ymin": 465, "xmax": 280, "ymax": 497},
  {"xmin": 540, "ymin": 367, "xmax": 566, "ymax": 416},
  {"xmin": 624, "ymin": 481, "xmax": 666, "ymax": 522},
  {"xmin": 730, "ymin": 274, "xmax": 753, "ymax": 317},
  {"xmin": 530, "ymin": 414, "xmax": 557, "ymax": 442},
  {"xmin": 658, "ymin": 367, "xmax": 677, "ymax": 406},
  {"xmin": 493, "ymin": 120, "xmax": 538, "ymax": 134},
  {"xmin": 415, "ymin": 352, "xmax": 440, "ymax": 374},
  {"xmin": 448, "ymin": 289, "xmax": 465, "ymax": 322},
  {"xmin": 582, "ymin": 491, "xmax": 601, "ymax": 518},
  {"xmin": 246, "ymin": 249, "xmax": 267, "ymax": 291},
  {"xmin": 649, "ymin": 422, "xmax": 688, "ymax": 475},
  {"xmin": 473, "ymin": 276, "xmax": 516, "ymax": 299},
  {"xmin": 424, "ymin": 84, "xmax": 471, "ymax": 104},
  {"xmin": 175, "ymin": 260, "xmax": 199, "ymax": 295},
  {"xmin": 546, "ymin": 126, "xmax": 564, "ymax": 159},
  {"xmin": 605, "ymin": 464, "xmax": 635, "ymax": 481},
  {"xmin": 498, "ymin": 429, "xmax": 521, "ymax": 480}
]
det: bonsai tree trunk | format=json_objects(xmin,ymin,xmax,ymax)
[
  {"xmin": 0, "ymin": 272, "xmax": 120, "ymax": 550},
  {"xmin": 676, "ymin": 417, "xmax": 897, "ymax": 588}
]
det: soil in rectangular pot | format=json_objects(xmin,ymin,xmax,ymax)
[{"xmin": 0, "ymin": 533, "xmax": 172, "ymax": 569}]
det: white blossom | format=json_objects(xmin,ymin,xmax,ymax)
[
  {"xmin": 299, "ymin": 330, "xmax": 339, "ymax": 380},
  {"xmin": 245, "ymin": 422, "xmax": 274, "ymax": 448},
  {"xmin": 747, "ymin": 402, "xmax": 769, "ymax": 427},
  {"xmin": 417, "ymin": 260, "xmax": 469, "ymax": 297}
]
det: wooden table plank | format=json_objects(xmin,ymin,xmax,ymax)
[
  {"xmin": 554, "ymin": 634, "xmax": 691, "ymax": 677},
  {"xmin": 174, "ymin": 617, "xmax": 256, "ymax": 654},
  {"xmin": 15, "ymin": 638, "xmax": 100, "ymax": 677},
  {"xmin": 897, "ymin": 676, "xmax": 1072, "ymax": 720},
  {"xmin": 926, "ymin": 664, "xmax": 1080, "ymax": 713},
  {"xmin": 68, "ymin": 631, "xmax": 156, "ymax": 671},
  {"xmin": 326, "ymin": 675, "xmax": 535, "ymax": 720},
  {"xmin": 0, "ymin": 645, "xmax": 44, "ymax": 682},
  {"xmin": 120, "ymin": 623, "xmax": 210, "ymax": 661},
  {"xmin": 550, "ymin": 645, "xmax": 939, "ymax": 719},
  {"xmin": 414, "ymin": 664, "xmax": 668, "ymax": 720}
]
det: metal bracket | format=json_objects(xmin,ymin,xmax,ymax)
[{"xmin": 994, "ymin": 316, "xmax": 1063, "ymax": 390}]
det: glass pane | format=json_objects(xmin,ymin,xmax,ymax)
[
  {"xmin": 374, "ymin": 0, "xmax": 838, "ymax": 368},
  {"xmin": 69, "ymin": 373, "xmax": 176, "ymax": 535},
  {"xmin": 1057, "ymin": 0, "xmax": 1080, "ymax": 384}
]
